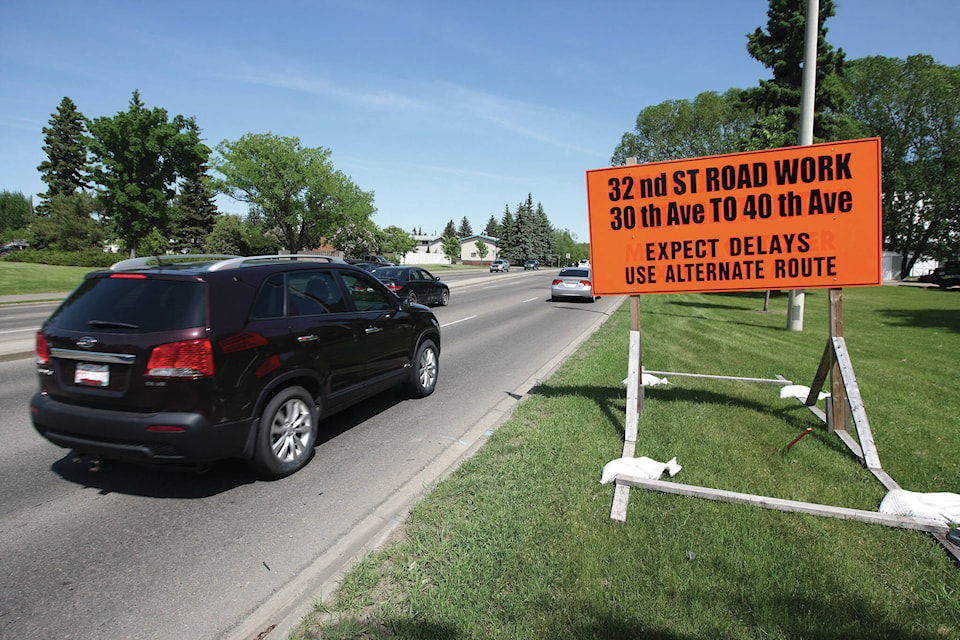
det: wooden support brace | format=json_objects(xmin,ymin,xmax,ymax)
[
  {"xmin": 832, "ymin": 337, "xmax": 882, "ymax": 470},
  {"xmin": 615, "ymin": 476, "xmax": 949, "ymax": 534},
  {"xmin": 611, "ymin": 296, "xmax": 643, "ymax": 524}
]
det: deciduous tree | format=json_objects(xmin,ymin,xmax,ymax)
[
  {"xmin": 382, "ymin": 225, "xmax": 417, "ymax": 262},
  {"xmin": 612, "ymin": 90, "xmax": 755, "ymax": 165},
  {"xmin": 0, "ymin": 191, "xmax": 34, "ymax": 235},
  {"xmin": 87, "ymin": 91, "xmax": 209, "ymax": 257},
  {"xmin": 844, "ymin": 55, "xmax": 960, "ymax": 274},
  {"xmin": 213, "ymin": 133, "xmax": 375, "ymax": 254}
]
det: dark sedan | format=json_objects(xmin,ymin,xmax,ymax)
[{"xmin": 372, "ymin": 266, "xmax": 450, "ymax": 306}]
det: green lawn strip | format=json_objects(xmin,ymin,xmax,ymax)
[
  {"xmin": 301, "ymin": 287, "xmax": 960, "ymax": 639},
  {"xmin": 0, "ymin": 261, "xmax": 89, "ymax": 296}
]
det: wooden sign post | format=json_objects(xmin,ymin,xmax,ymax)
[{"xmin": 586, "ymin": 139, "xmax": 886, "ymax": 524}]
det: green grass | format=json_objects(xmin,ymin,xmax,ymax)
[
  {"xmin": 0, "ymin": 261, "xmax": 91, "ymax": 297},
  {"xmin": 294, "ymin": 286, "xmax": 960, "ymax": 640}
]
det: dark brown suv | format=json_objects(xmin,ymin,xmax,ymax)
[{"xmin": 30, "ymin": 255, "xmax": 441, "ymax": 478}]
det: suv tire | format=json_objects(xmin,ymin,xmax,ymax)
[
  {"xmin": 407, "ymin": 340, "xmax": 439, "ymax": 398},
  {"xmin": 253, "ymin": 386, "xmax": 318, "ymax": 478}
]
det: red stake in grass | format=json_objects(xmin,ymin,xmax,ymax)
[{"xmin": 786, "ymin": 428, "xmax": 813, "ymax": 451}]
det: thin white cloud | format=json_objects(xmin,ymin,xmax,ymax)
[{"xmin": 222, "ymin": 67, "xmax": 428, "ymax": 111}]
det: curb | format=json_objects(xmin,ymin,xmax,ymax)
[{"xmin": 224, "ymin": 295, "xmax": 625, "ymax": 640}]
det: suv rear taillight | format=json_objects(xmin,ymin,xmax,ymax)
[
  {"xmin": 146, "ymin": 339, "xmax": 214, "ymax": 378},
  {"xmin": 36, "ymin": 332, "xmax": 49, "ymax": 365}
]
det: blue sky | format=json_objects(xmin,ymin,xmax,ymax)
[{"xmin": 2, "ymin": 1, "xmax": 958, "ymax": 242}]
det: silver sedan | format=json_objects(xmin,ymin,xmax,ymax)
[{"xmin": 550, "ymin": 267, "xmax": 595, "ymax": 302}]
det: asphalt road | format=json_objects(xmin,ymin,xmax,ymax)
[{"xmin": 0, "ymin": 269, "xmax": 622, "ymax": 640}]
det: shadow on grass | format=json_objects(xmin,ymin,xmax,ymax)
[
  {"xmin": 375, "ymin": 594, "xmax": 937, "ymax": 640},
  {"xmin": 879, "ymin": 306, "xmax": 960, "ymax": 334},
  {"xmin": 528, "ymin": 382, "xmax": 846, "ymax": 457}
]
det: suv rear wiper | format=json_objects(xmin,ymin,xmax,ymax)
[{"xmin": 88, "ymin": 320, "xmax": 140, "ymax": 329}]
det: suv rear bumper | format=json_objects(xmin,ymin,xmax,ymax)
[{"xmin": 30, "ymin": 392, "xmax": 253, "ymax": 465}]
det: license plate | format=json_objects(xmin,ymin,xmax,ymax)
[{"xmin": 75, "ymin": 363, "xmax": 109, "ymax": 387}]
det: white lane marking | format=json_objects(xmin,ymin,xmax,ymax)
[
  {"xmin": 440, "ymin": 315, "xmax": 477, "ymax": 328},
  {"xmin": 0, "ymin": 328, "xmax": 36, "ymax": 336},
  {"xmin": 521, "ymin": 297, "xmax": 539, "ymax": 303}
]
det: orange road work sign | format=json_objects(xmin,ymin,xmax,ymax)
[{"xmin": 586, "ymin": 138, "xmax": 882, "ymax": 295}]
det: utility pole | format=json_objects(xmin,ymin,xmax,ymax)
[{"xmin": 787, "ymin": 0, "xmax": 819, "ymax": 331}]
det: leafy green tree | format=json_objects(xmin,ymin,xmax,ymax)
[
  {"xmin": 331, "ymin": 220, "xmax": 379, "ymax": 257},
  {"xmin": 37, "ymin": 96, "xmax": 89, "ymax": 213},
  {"xmin": 87, "ymin": 91, "xmax": 210, "ymax": 257},
  {"xmin": 241, "ymin": 210, "xmax": 283, "ymax": 255},
  {"xmin": 213, "ymin": 133, "xmax": 374, "ymax": 254},
  {"xmin": 844, "ymin": 55, "xmax": 960, "ymax": 275},
  {"xmin": 475, "ymin": 239, "xmax": 489, "ymax": 262},
  {"xmin": 0, "ymin": 191, "xmax": 34, "ymax": 235},
  {"xmin": 612, "ymin": 89, "xmax": 756, "ymax": 165},
  {"xmin": 552, "ymin": 229, "xmax": 579, "ymax": 266},
  {"xmin": 169, "ymin": 162, "xmax": 219, "ymax": 252},
  {"xmin": 742, "ymin": 0, "xmax": 852, "ymax": 147},
  {"xmin": 137, "ymin": 228, "xmax": 169, "ymax": 256},
  {"xmin": 442, "ymin": 235, "xmax": 461, "ymax": 263},
  {"xmin": 203, "ymin": 214, "xmax": 246, "ymax": 255},
  {"xmin": 442, "ymin": 219, "xmax": 457, "ymax": 238},
  {"xmin": 382, "ymin": 225, "xmax": 417, "ymax": 262}
]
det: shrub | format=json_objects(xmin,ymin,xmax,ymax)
[{"xmin": 1, "ymin": 248, "xmax": 123, "ymax": 268}]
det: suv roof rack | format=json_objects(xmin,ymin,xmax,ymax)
[
  {"xmin": 207, "ymin": 254, "xmax": 345, "ymax": 271},
  {"xmin": 109, "ymin": 254, "xmax": 345, "ymax": 273},
  {"xmin": 110, "ymin": 254, "xmax": 241, "ymax": 272}
]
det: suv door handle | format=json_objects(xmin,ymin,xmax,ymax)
[
  {"xmin": 365, "ymin": 327, "xmax": 383, "ymax": 334},
  {"xmin": 297, "ymin": 334, "xmax": 319, "ymax": 342}
]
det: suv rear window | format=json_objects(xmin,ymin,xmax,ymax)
[{"xmin": 49, "ymin": 277, "xmax": 207, "ymax": 332}]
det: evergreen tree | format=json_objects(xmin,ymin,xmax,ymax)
[
  {"xmin": 498, "ymin": 205, "xmax": 514, "ymax": 261},
  {"xmin": 511, "ymin": 194, "xmax": 536, "ymax": 262},
  {"xmin": 533, "ymin": 202, "xmax": 554, "ymax": 262},
  {"xmin": 26, "ymin": 192, "xmax": 103, "ymax": 251},
  {"xmin": 442, "ymin": 219, "xmax": 457, "ymax": 238},
  {"xmin": 37, "ymin": 96, "xmax": 89, "ymax": 213},
  {"xmin": 742, "ymin": 0, "xmax": 851, "ymax": 147},
  {"xmin": 483, "ymin": 214, "xmax": 500, "ymax": 238},
  {"xmin": 457, "ymin": 216, "xmax": 473, "ymax": 237},
  {"xmin": 170, "ymin": 162, "xmax": 219, "ymax": 252}
]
